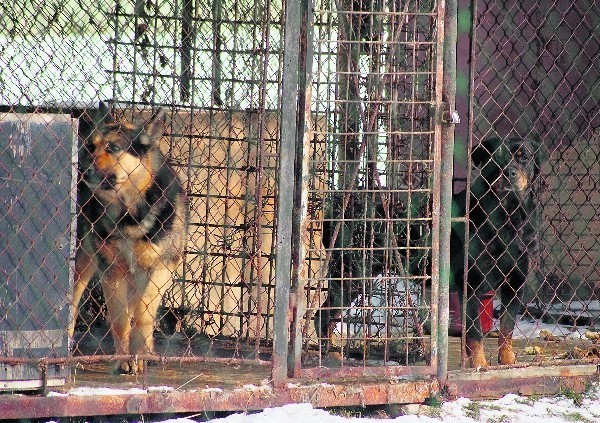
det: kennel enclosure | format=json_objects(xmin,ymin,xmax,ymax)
[{"xmin": 0, "ymin": 0, "xmax": 599, "ymax": 419}]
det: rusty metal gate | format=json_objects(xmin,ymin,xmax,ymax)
[
  {"xmin": 282, "ymin": 0, "xmax": 447, "ymax": 381},
  {"xmin": 0, "ymin": 0, "xmax": 599, "ymax": 420}
]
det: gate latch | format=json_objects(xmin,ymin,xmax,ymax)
[{"xmin": 442, "ymin": 108, "xmax": 461, "ymax": 124}]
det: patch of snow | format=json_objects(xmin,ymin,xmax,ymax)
[
  {"xmin": 46, "ymin": 391, "xmax": 68, "ymax": 397},
  {"xmin": 548, "ymin": 300, "xmax": 600, "ymax": 312},
  {"xmin": 509, "ymin": 318, "xmax": 586, "ymax": 340},
  {"xmin": 150, "ymin": 419, "xmax": 199, "ymax": 423},
  {"xmin": 237, "ymin": 384, "xmax": 273, "ymax": 392},
  {"xmin": 148, "ymin": 386, "xmax": 175, "ymax": 393},
  {"xmin": 67, "ymin": 386, "xmax": 147, "ymax": 396}
]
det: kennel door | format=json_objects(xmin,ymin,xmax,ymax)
[
  {"xmin": 0, "ymin": 113, "xmax": 77, "ymax": 390},
  {"xmin": 288, "ymin": 0, "xmax": 448, "ymax": 379}
]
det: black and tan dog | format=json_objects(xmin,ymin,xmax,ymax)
[
  {"xmin": 69, "ymin": 103, "xmax": 188, "ymax": 374},
  {"xmin": 451, "ymin": 137, "xmax": 541, "ymax": 367}
]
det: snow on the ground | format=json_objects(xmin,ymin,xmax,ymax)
[{"xmin": 505, "ymin": 316, "xmax": 589, "ymax": 340}]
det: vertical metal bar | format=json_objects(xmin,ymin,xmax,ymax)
[
  {"xmin": 111, "ymin": 3, "xmax": 120, "ymax": 102},
  {"xmin": 437, "ymin": 0, "xmax": 457, "ymax": 385},
  {"xmin": 289, "ymin": 0, "xmax": 314, "ymax": 377},
  {"xmin": 211, "ymin": 0, "xmax": 223, "ymax": 106},
  {"xmin": 273, "ymin": 0, "xmax": 302, "ymax": 386},
  {"xmin": 40, "ymin": 363, "xmax": 48, "ymax": 395},
  {"xmin": 429, "ymin": 0, "xmax": 445, "ymax": 381},
  {"xmin": 462, "ymin": 0, "xmax": 479, "ymax": 368},
  {"xmin": 251, "ymin": 0, "xmax": 273, "ymax": 354},
  {"xmin": 180, "ymin": 0, "xmax": 194, "ymax": 103}
]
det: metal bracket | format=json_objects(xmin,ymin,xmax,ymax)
[{"xmin": 442, "ymin": 107, "xmax": 461, "ymax": 124}]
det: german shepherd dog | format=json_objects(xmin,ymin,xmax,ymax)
[
  {"xmin": 451, "ymin": 137, "xmax": 541, "ymax": 367},
  {"xmin": 69, "ymin": 103, "xmax": 188, "ymax": 374}
]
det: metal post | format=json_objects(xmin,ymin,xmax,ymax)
[
  {"xmin": 289, "ymin": 0, "xmax": 314, "ymax": 378},
  {"xmin": 438, "ymin": 0, "xmax": 458, "ymax": 385},
  {"xmin": 273, "ymin": 0, "xmax": 303, "ymax": 386}
]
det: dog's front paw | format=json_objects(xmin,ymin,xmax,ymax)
[
  {"xmin": 111, "ymin": 358, "xmax": 143, "ymax": 375},
  {"xmin": 498, "ymin": 344, "xmax": 516, "ymax": 365},
  {"xmin": 466, "ymin": 339, "xmax": 489, "ymax": 368},
  {"xmin": 469, "ymin": 351, "xmax": 489, "ymax": 368}
]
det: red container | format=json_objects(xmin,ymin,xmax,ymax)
[{"xmin": 448, "ymin": 291, "xmax": 495, "ymax": 336}]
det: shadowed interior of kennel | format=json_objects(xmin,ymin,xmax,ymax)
[{"xmin": 453, "ymin": 0, "xmax": 600, "ymax": 367}]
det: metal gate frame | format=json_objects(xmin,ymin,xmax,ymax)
[{"xmin": 279, "ymin": 0, "xmax": 451, "ymax": 383}]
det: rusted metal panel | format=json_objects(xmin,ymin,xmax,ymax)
[
  {"xmin": 0, "ymin": 380, "xmax": 439, "ymax": 419},
  {"xmin": 447, "ymin": 364, "xmax": 600, "ymax": 400},
  {"xmin": 300, "ymin": 364, "xmax": 436, "ymax": 380}
]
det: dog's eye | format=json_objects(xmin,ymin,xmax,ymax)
[
  {"xmin": 106, "ymin": 143, "xmax": 122, "ymax": 153},
  {"xmin": 518, "ymin": 154, "xmax": 528, "ymax": 163}
]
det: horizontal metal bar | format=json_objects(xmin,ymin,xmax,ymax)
[
  {"xmin": 447, "ymin": 364, "xmax": 600, "ymax": 400},
  {"xmin": 300, "ymin": 364, "xmax": 436, "ymax": 379},
  {"xmin": 1, "ymin": 364, "xmax": 596, "ymax": 419},
  {"xmin": 0, "ymin": 354, "xmax": 271, "ymax": 367},
  {"xmin": 112, "ymin": 12, "xmax": 284, "ymax": 27},
  {"xmin": 313, "ymin": 10, "xmax": 438, "ymax": 17},
  {"xmin": 0, "ymin": 379, "xmax": 438, "ymax": 419}
]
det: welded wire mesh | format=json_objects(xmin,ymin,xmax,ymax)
[
  {"xmin": 300, "ymin": 0, "xmax": 439, "ymax": 371},
  {"xmin": 462, "ymin": 0, "xmax": 600, "ymax": 367}
]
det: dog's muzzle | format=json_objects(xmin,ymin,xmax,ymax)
[
  {"xmin": 502, "ymin": 166, "xmax": 528, "ymax": 192},
  {"xmin": 83, "ymin": 168, "xmax": 117, "ymax": 190}
]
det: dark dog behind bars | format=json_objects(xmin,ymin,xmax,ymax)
[{"xmin": 451, "ymin": 137, "xmax": 541, "ymax": 368}]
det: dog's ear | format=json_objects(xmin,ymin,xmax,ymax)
[
  {"xmin": 471, "ymin": 138, "xmax": 501, "ymax": 167},
  {"xmin": 98, "ymin": 101, "xmax": 114, "ymax": 126},
  {"xmin": 142, "ymin": 108, "xmax": 167, "ymax": 145}
]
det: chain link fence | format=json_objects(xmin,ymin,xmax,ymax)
[
  {"xmin": 1, "ymin": 0, "xmax": 285, "ymax": 386},
  {"xmin": 460, "ymin": 0, "xmax": 600, "ymax": 366}
]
